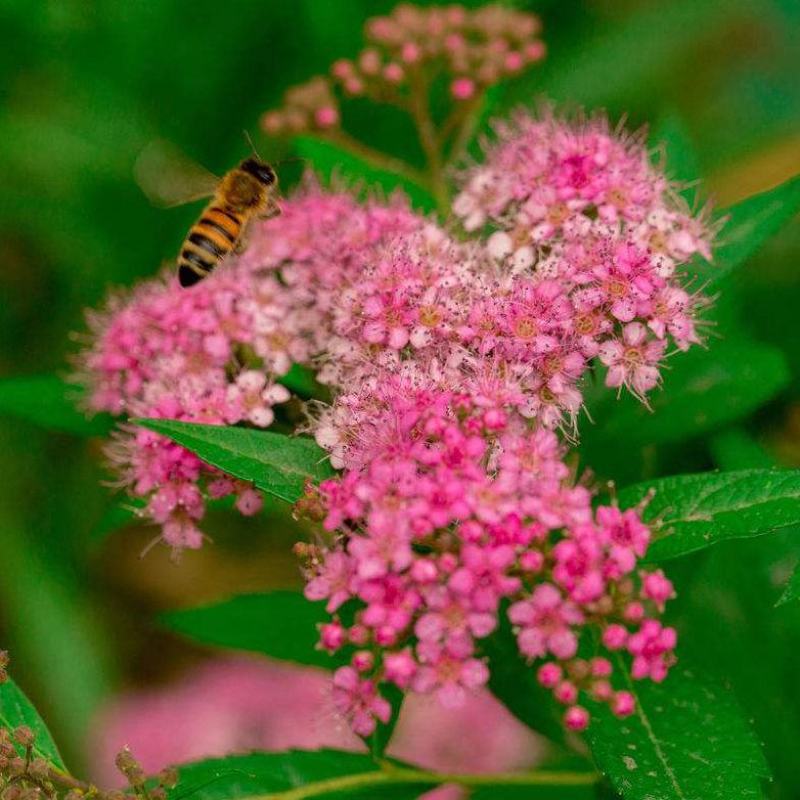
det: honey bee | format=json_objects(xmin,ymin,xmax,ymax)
[{"xmin": 135, "ymin": 139, "xmax": 280, "ymax": 287}]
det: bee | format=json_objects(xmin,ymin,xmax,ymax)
[{"xmin": 135, "ymin": 139, "xmax": 280, "ymax": 287}]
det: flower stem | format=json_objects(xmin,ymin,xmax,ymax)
[
  {"xmin": 407, "ymin": 68, "xmax": 452, "ymax": 217},
  {"xmin": 318, "ymin": 130, "xmax": 429, "ymax": 191},
  {"xmin": 251, "ymin": 764, "xmax": 599, "ymax": 800},
  {"xmin": 444, "ymin": 91, "xmax": 486, "ymax": 167}
]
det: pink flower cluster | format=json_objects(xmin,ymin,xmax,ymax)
[
  {"xmin": 78, "ymin": 103, "xmax": 711, "ymax": 732},
  {"xmin": 454, "ymin": 109, "xmax": 713, "ymax": 399},
  {"xmin": 261, "ymin": 4, "xmax": 544, "ymax": 136},
  {"xmin": 300, "ymin": 384, "xmax": 676, "ymax": 734},
  {"xmin": 79, "ymin": 186, "xmax": 425, "ymax": 550}
]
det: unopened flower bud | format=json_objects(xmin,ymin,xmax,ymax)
[
  {"xmin": 27, "ymin": 758, "xmax": 50, "ymax": 781},
  {"xmin": 115, "ymin": 747, "xmax": 145, "ymax": 787},
  {"xmin": 8, "ymin": 756, "xmax": 26, "ymax": 776},
  {"xmin": 12, "ymin": 727, "xmax": 34, "ymax": 748},
  {"xmin": 157, "ymin": 767, "xmax": 179, "ymax": 789},
  {"xmin": 4, "ymin": 786, "xmax": 23, "ymax": 800}
]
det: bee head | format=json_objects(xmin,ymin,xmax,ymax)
[{"xmin": 240, "ymin": 158, "xmax": 277, "ymax": 186}]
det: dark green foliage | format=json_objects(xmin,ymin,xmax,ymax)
[
  {"xmin": 0, "ymin": 677, "xmax": 65, "ymax": 769},
  {"xmin": 585, "ymin": 664, "xmax": 770, "ymax": 800},
  {"xmin": 161, "ymin": 591, "xmax": 331, "ymax": 669}
]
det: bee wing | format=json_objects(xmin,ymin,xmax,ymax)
[{"xmin": 134, "ymin": 139, "xmax": 220, "ymax": 208}]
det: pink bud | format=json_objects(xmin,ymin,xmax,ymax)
[
  {"xmin": 400, "ymin": 42, "xmax": 420, "ymax": 63},
  {"xmin": 612, "ymin": 691, "xmax": 635, "ymax": 717},
  {"xmin": 591, "ymin": 680, "xmax": 613, "ymax": 701},
  {"xmin": 348, "ymin": 624, "xmax": 370, "ymax": 646},
  {"xmin": 344, "ymin": 77, "xmax": 364, "ymax": 96},
  {"xmin": 642, "ymin": 570, "xmax": 674, "ymax": 607},
  {"xmin": 524, "ymin": 41, "xmax": 546, "ymax": 62},
  {"xmin": 602, "ymin": 624, "xmax": 628, "ymax": 650},
  {"xmin": 314, "ymin": 106, "xmax": 339, "ymax": 129},
  {"xmin": 519, "ymin": 550, "xmax": 544, "ymax": 573},
  {"xmin": 537, "ymin": 662, "xmax": 562, "ymax": 688},
  {"xmin": 504, "ymin": 52, "xmax": 524, "ymax": 72},
  {"xmin": 451, "ymin": 77, "xmax": 476, "ymax": 100},
  {"xmin": 564, "ymin": 705, "xmax": 590, "ymax": 731},
  {"xmin": 590, "ymin": 657, "xmax": 613, "ymax": 677},
  {"xmin": 320, "ymin": 623, "xmax": 345, "ymax": 651},
  {"xmin": 352, "ymin": 650, "xmax": 374, "ymax": 672},
  {"xmin": 555, "ymin": 680, "xmax": 578, "ymax": 705},
  {"xmin": 331, "ymin": 59, "xmax": 354, "ymax": 79},
  {"xmin": 260, "ymin": 111, "xmax": 284, "ymax": 134},
  {"xmin": 359, "ymin": 49, "xmax": 382, "ymax": 75},
  {"xmin": 383, "ymin": 63, "xmax": 404, "ymax": 83},
  {"xmin": 624, "ymin": 601, "xmax": 645, "ymax": 623},
  {"xmin": 375, "ymin": 626, "xmax": 398, "ymax": 646}
]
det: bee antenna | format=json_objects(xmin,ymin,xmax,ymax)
[
  {"xmin": 243, "ymin": 129, "xmax": 262, "ymax": 160},
  {"xmin": 276, "ymin": 156, "xmax": 310, "ymax": 167}
]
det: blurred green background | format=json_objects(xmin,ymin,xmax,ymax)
[{"xmin": 0, "ymin": 0, "xmax": 798, "ymax": 796}]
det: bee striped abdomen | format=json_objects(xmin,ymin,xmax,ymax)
[{"xmin": 178, "ymin": 206, "xmax": 242, "ymax": 287}]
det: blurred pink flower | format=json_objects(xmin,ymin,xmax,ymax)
[{"xmin": 89, "ymin": 656, "xmax": 540, "ymax": 797}]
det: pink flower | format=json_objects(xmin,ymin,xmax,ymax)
[
  {"xmin": 305, "ymin": 387, "xmax": 677, "ymax": 733},
  {"xmin": 508, "ymin": 584, "xmax": 583, "ymax": 660},
  {"xmin": 304, "ymin": 551, "xmax": 354, "ymax": 612},
  {"xmin": 412, "ymin": 645, "xmax": 490, "ymax": 708},
  {"xmin": 332, "ymin": 666, "xmax": 392, "ymax": 736},
  {"xmin": 641, "ymin": 569, "xmax": 675, "ymax": 610},
  {"xmin": 627, "ymin": 620, "xmax": 677, "ymax": 682},
  {"xmin": 599, "ymin": 322, "xmax": 667, "ymax": 398}
]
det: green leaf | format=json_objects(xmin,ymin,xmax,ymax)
[
  {"xmin": 585, "ymin": 663, "xmax": 769, "ymax": 800},
  {"xmin": 161, "ymin": 591, "xmax": 332, "ymax": 669},
  {"xmin": 651, "ymin": 113, "xmax": 701, "ymax": 191},
  {"xmin": 368, "ymin": 683, "xmax": 403, "ymax": 760},
  {"xmin": 693, "ymin": 173, "xmax": 800, "ymax": 286},
  {"xmin": 167, "ymin": 751, "xmax": 434, "ymax": 800},
  {"xmin": 709, "ymin": 429, "xmax": 776, "ymax": 471},
  {"xmin": 295, "ymin": 134, "xmax": 437, "ymax": 213},
  {"xmin": 618, "ymin": 469, "xmax": 800, "ymax": 561},
  {"xmin": 583, "ymin": 338, "xmax": 789, "ymax": 453},
  {"xmin": 0, "ymin": 375, "xmax": 113, "ymax": 437},
  {"xmin": 167, "ymin": 751, "xmax": 597, "ymax": 800},
  {"xmin": 484, "ymin": 609, "xmax": 568, "ymax": 747},
  {"xmin": 775, "ymin": 562, "xmax": 800, "ymax": 607},
  {"xmin": 91, "ymin": 500, "xmax": 143, "ymax": 542},
  {"xmin": 470, "ymin": 780, "xmax": 595, "ymax": 800},
  {"xmin": 133, "ymin": 419, "xmax": 335, "ymax": 503},
  {"xmin": 0, "ymin": 677, "xmax": 66, "ymax": 769},
  {"xmin": 278, "ymin": 364, "xmax": 328, "ymax": 401}
]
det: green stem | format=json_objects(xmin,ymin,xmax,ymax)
[
  {"xmin": 407, "ymin": 68, "xmax": 451, "ymax": 217},
  {"xmin": 444, "ymin": 91, "xmax": 486, "ymax": 167},
  {"xmin": 253, "ymin": 765, "xmax": 599, "ymax": 800},
  {"xmin": 320, "ymin": 129, "xmax": 429, "ymax": 189}
]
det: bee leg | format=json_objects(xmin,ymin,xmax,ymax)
[
  {"xmin": 233, "ymin": 203, "xmax": 281, "ymax": 255},
  {"xmin": 261, "ymin": 199, "xmax": 281, "ymax": 220},
  {"xmin": 233, "ymin": 218, "xmax": 254, "ymax": 255}
]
